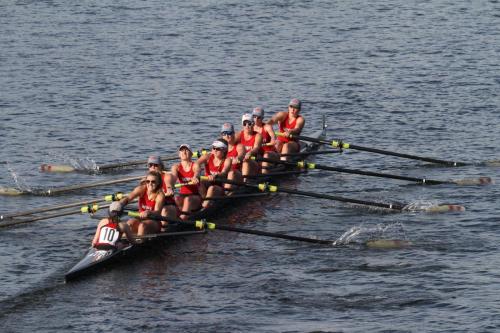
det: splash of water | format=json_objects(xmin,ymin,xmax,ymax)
[
  {"xmin": 332, "ymin": 222, "xmax": 409, "ymax": 246},
  {"xmin": 402, "ymin": 200, "xmax": 441, "ymax": 212},
  {"xmin": 7, "ymin": 164, "xmax": 32, "ymax": 192}
]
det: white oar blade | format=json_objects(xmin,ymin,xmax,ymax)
[
  {"xmin": 365, "ymin": 239, "xmax": 413, "ymax": 249},
  {"xmin": 0, "ymin": 187, "xmax": 24, "ymax": 196},
  {"xmin": 452, "ymin": 176, "xmax": 493, "ymax": 186},
  {"xmin": 40, "ymin": 164, "xmax": 77, "ymax": 173},
  {"xmin": 425, "ymin": 204, "xmax": 466, "ymax": 213}
]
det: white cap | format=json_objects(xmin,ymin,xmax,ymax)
[
  {"xmin": 241, "ymin": 113, "xmax": 254, "ymax": 125},
  {"xmin": 179, "ymin": 144, "xmax": 192, "ymax": 152},
  {"xmin": 212, "ymin": 139, "xmax": 228, "ymax": 150}
]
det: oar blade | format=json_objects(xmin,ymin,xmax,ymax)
[
  {"xmin": 0, "ymin": 187, "xmax": 25, "ymax": 196},
  {"xmin": 365, "ymin": 239, "xmax": 413, "ymax": 249},
  {"xmin": 424, "ymin": 204, "xmax": 466, "ymax": 213},
  {"xmin": 40, "ymin": 164, "xmax": 76, "ymax": 173},
  {"xmin": 452, "ymin": 176, "xmax": 493, "ymax": 186}
]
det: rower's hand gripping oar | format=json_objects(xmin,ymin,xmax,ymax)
[
  {"xmin": 277, "ymin": 132, "xmax": 472, "ymax": 167},
  {"xmin": 255, "ymin": 157, "xmax": 493, "ymax": 186}
]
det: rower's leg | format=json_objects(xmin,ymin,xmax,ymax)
[
  {"xmin": 138, "ymin": 219, "xmax": 161, "ymax": 236},
  {"xmin": 127, "ymin": 218, "xmax": 140, "ymax": 234},
  {"xmin": 180, "ymin": 195, "xmax": 202, "ymax": 220},
  {"xmin": 261, "ymin": 151, "xmax": 279, "ymax": 174},
  {"xmin": 242, "ymin": 160, "xmax": 259, "ymax": 181},
  {"xmin": 202, "ymin": 185, "xmax": 224, "ymax": 209},
  {"xmin": 225, "ymin": 170, "xmax": 243, "ymax": 192},
  {"xmin": 280, "ymin": 142, "xmax": 300, "ymax": 161},
  {"xmin": 161, "ymin": 205, "xmax": 177, "ymax": 230}
]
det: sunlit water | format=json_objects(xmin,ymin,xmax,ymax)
[{"xmin": 1, "ymin": 0, "xmax": 499, "ymax": 332}]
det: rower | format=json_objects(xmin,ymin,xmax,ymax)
[
  {"xmin": 119, "ymin": 171, "xmax": 165, "ymax": 236},
  {"xmin": 267, "ymin": 98, "xmax": 305, "ymax": 160},
  {"xmin": 166, "ymin": 144, "xmax": 202, "ymax": 220},
  {"xmin": 197, "ymin": 138, "xmax": 232, "ymax": 208},
  {"xmin": 220, "ymin": 122, "xmax": 244, "ymax": 191},
  {"xmin": 147, "ymin": 155, "xmax": 177, "ymax": 225},
  {"xmin": 92, "ymin": 201, "xmax": 136, "ymax": 250},
  {"xmin": 252, "ymin": 107, "xmax": 279, "ymax": 174},
  {"xmin": 235, "ymin": 113, "xmax": 262, "ymax": 180}
]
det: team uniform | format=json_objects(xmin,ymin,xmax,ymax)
[{"xmin": 278, "ymin": 114, "xmax": 303, "ymax": 143}]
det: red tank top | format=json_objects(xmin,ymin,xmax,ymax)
[
  {"xmin": 177, "ymin": 162, "xmax": 199, "ymax": 195},
  {"xmin": 138, "ymin": 191, "xmax": 157, "ymax": 213},
  {"xmin": 205, "ymin": 154, "xmax": 225, "ymax": 176},
  {"xmin": 239, "ymin": 130, "xmax": 258, "ymax": 152},
  {"xmin": 227, "ymin": 144, "xmax": 241, "ymax": 171},
  {"xmin": 278, "ymin": 114, "xmax": 302, "ymax": 143},
  {"xmin": 256, "ymin": 126, "xmax": 276, "ymax": 153}
]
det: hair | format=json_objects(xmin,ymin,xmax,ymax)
[{"xmin": 145, "ymin": 171, "xmax": 162, "ymax": 192}]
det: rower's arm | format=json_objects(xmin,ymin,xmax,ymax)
[
  {"xmin": 249, "ymin": 133, "xmax": 263, "ymax": 156},
  {"xmin": 265, "ymin": 124, "xmax": 277, "ymax": 145},
  {"xmin": 288, "ymin": 117, "xmax": 305, "ymax": 136},
  {"xmin": 267, "ymin": 111, "xmax": 286, "ymax": 126},
  {"xmin": 119, "ymin": 185, "xmax": 143, "ymax": 207}
]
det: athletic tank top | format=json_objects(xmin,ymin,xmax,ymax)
[
  {"xmin": 278, "ymin": 114, "xmax": 302, "ymax": 143},
  {"xmin": 227, "ymin": 144, "xmax": 241, "ymax": 171},
  {"xmin": 205, "ymin": 154, "xmax": 226, "ymax": 176},
  {"xmin": 177, "ymin": 162, "xmax": 199, "ymax": 195},
  {"xmin": 138, "ymin": 190, "xmax": 157, "ymax": 213}
]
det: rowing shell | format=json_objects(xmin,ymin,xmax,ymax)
[{"xmin": 65, "ymin": 119, "xmax": 328, "ymax": 282}]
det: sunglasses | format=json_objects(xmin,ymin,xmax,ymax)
[
  {"xmin": 252, "ymin": 115, "xmax": 262, "ymax": 119},
  {"xmin": 289, "ymin": 105, "xmax": 300, "ymax": 110},
  {"xmin": 243, "ymin": 121, "xmax": 253, "ymax": 126},
  {"xmin": 145, "ymin": 179, "xmax": 156, "ymax": 184},
  {"xmin": 148, "ymin": 163, "xmax": 159, "ymax": 168},
  {"xmin": 221, "ymin": 131, "xmax": 234, "ymax": 136},
  {"xmin": 212, "ymin": 147, "xmax": 224, "ymax": 151}
]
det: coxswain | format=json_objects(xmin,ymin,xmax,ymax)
[
  {"xmin": 220, "ymin": 122, "xmax": 244, "ymax": 191},
  {"xmin": 92, "ymin": 201, "xmax": 136, "ymax": 250},
  {"xmin": 119, "ymin": 171, "xmax": 165, "ymax": 236},
  {"xmin": 166, "ymin": 144, "xmax": 202, "ymax": 220},
  {"xmin": 196, "ymin": 138, "xmax": 232, "ymax": 208},
  {"xmin": 235, "ymin": 113, "xmax": 262, "ymax": 180},
  {"xmin": 267, "ymin": 98, "xmax": 305, "ymax": 160},
  {"xmin": 252, "ymin": 107, "xmax": 279, "ymax": 174},
  {"xmin": 146, "ymin": 155, "xmax": 177, "ymax": 225}
]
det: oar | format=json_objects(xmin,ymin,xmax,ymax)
[
  {"xmin": 279, "ymin": 150, "xmax": 342, "ymax": 157},
  {"xmin": 213, "ymin": 178, "xmax": 465, "ymax": 213},
  {"xmin": 40, "ymin": 154, "xmax": 179, "ymax": 173},
  {"xmin": 255, "ymin": 157, "xmax": 493, "ymax": 186},
  {"xmin": 0, "ymin": 175, "xmax": 143, "ymax": 196},
  {"xmin": 278, "ymin": 132, "xmax": 469, "ymax": 166},
  {"xmin": 0, "ymin": 206, "xmax": 99, "ymax": 228},
  {"xmin": 128, "ymin": 211, "xmax": 335, "ymax": 245},
  {"xmin": 0, "ymin": 192, "xmax": 126, "ymax": 220}
]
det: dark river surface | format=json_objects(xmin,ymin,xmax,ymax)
[{"xmin": 1, "ymin": 1, "xmax": 499, "ymax": 332}]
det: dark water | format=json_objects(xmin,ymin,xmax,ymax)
[{"xmin": 1, "ymin": 0, "xmax": 499, "ymax": 332}]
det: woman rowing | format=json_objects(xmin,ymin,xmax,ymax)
[
  {"xmin": 235, "ymin": 113, "xmax": 262, "ymax": 180},
  {"xmin": 267, "ymin": 98, "xmax": 305, "ymax": 160},
  {"xmin": 165, "ymin": 144, "xmax": 202, "ymax": 220},
  {"xmin": 118, "ymin": 171, "xmax": 165, "ymax": 236},
  {"xmin": 146, "ymin": 155, "xmax": 177, "ymax": 223},
  {"xmin": 220, "ymin": 122, "xmax": 244, "ymax": 191},
  {"xmin": 196, "ymin": 138, "xmax": 232, "ymax": 208},
  {"xmin": 92, "ymin": 201, "xmax": 136, "ymax": 249},
  {"xmin": 252, "ymin": 106, "xmax": 279, "ymax": 174}
]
